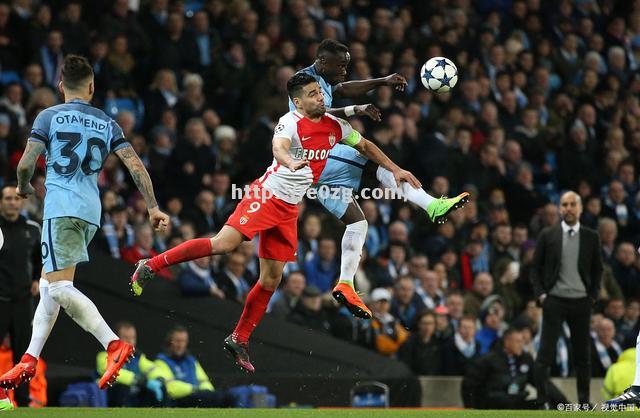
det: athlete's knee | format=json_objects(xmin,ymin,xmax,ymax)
[
  {"xmin": 347, "ymin": 219, "xmax": 367, "ymax": 231},
  {"xmin": 376, "ymin": 166, "xmax": 395, "ymax": 187},
  {"xmin": 346, "ymin": 219, "xmax": 367, "ymax": 235},
  {"xmin": 258, "ymin": 274, "xmax": 281, "ymax": 291},
  {"xmin": 210, "ymin": 236, "xmax": 236, "ymax": 254},
  {"xmin": 48, "ymin": 281, "xmax": 73, "ymax": 308}
]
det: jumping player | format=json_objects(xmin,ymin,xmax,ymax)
[
  {"xmin": 129, "ymin": 72, "xmax": 421, "ymax": 372},
  {"xmin": 0, "ymin": 55, "xmax": 170, "ymax": 391},
  {"xmin": 293, "ymin": 40, "xmax": 469, "ymax": 318}
]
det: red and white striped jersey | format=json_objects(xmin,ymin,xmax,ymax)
[{"xmin": 258, "ymin": 110, "xmax": 360, "ymax": 204}]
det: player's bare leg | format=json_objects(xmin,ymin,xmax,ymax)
[
  {"xmin": 376, "ymin": 166, "xmax": 469, "ymax": 224},
  {"xmin": 0, "ymin": 266, "xmax": 128, "ymax": 390},
  {"xmin": 224, "ymin": 258, "xmax": 285, "ymax": 373},
  {"xmin": 130, "ymin": 225, "xmax": 245, "ymax": 296},
  {"xmin": 332, "ymin": 199, "xmax": 371, "ymax": 319}
]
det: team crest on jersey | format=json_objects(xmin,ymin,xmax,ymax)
[
  {"xmin": 328, "ymin": 132, "xmax": 336, "ymax": 146},
  {"xmin": 240, "ymin": 215, "xmax": 249, "ymax": 225}
]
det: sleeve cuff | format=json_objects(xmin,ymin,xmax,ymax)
[
  {"xmin": 111, "ymin": 137, "xmax": 129, "ymax": 152},
  {"xmin": 29, "ymin": 132, "xmax": 48, "ymax": 144}
]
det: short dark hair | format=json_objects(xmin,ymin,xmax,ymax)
[
  {"xmin": 61, "ymin": 54, "xmax": 93, "ymax": 90},
  {"xmin": 0, "ymin": 183, "xmax": 17, "ymax": 199},
  {"xmin": 109, "ymin": 204, "xmax": 127, "ymax": 215},
  {"xmin": 607, "ymin": 297, "xmax": 624, "ymax": 306},
  {"xmin": 165, "ymin": 324, "xmax": 188, "ymax": 345},
  {"xmin": 414, "ymin": 310, "xmax": 436, "ymax": 331},
  {"xmin": 317, "ymin": 39, "xmax": 349, "ymax": 58},
  {"xmin": 287, "ymin": 72, "xmax": 318, "ymax": 99},
  {"xmin": 502, "ymin": 327, "xmax": 520, "ymax": 340}
]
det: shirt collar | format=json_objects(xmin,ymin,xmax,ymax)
[
  {"xmin": 68, "ymin": 98, "xmax": 90, "ymax": 105},
  {"xmin": 561, "ymin": 220, "xmax": 580, "ymax": 234}
]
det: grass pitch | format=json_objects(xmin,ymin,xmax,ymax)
[{"xmin": 4, "ymin": 408, "xmax": 637, "ymax": 417}]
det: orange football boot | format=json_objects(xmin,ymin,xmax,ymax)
[
  {"xmin": 332, "ymin": 282, "xmax": 372, "ymax": 319},
  {"xmin": 0, "ymin": 353, "xmax": 37, "ymax": 390},
  {"xmin": 98, "ymin": 340, "xmax": 135, "ymax": 389}
]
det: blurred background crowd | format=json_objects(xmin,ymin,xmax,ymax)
[{"xmin": 1, "ymin": 0, "xmax": 640, "ymax": 393}]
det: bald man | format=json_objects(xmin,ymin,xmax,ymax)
[{"xmin": 531, "ymin": 191, "xmax": 603, "ymax": 409}]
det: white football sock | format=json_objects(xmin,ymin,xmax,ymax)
[
  {"xmin": 26, "ymin": 279, "xmax": 60, "ymax": 359},
  {"xmin": 48, "ymin": 280, "xmax": 118, "ymax": 349},
  {"xmin": 338, "ymin": 220, "xmax": 367, "ymax": 286},
  {"xmin": 634, "ymin": 332, "xmax": 640, "ymax": 387},
  {"xmin": 376, "ymin": 166, "xmax": 435, "ymax": 209}
]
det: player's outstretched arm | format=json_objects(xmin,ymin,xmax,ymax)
[
  {"xmin": 273, "ymin": 137, "xmax": 309, "ymax": 171},
  {"xmin": 115, "ymin": 146, "xmax": 169, "ymax": 231},
  {"xmin": 351, "ymin": 137, "xmax": 421, "ymax": 188},
  {"xmin": 334, "ymin": 73, "xmax": 408, "ymax": 97},
  {"xmin": 16, "ymin": 140, "xmax": 46, "ymax": 198},
  {"xmin": 327, "ymin": 104, "xmax": 382, "ymax": 121}
]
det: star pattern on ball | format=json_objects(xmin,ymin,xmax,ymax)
[
  {"xmin": 441, "ymin": 74, "xmax": 452, "ymax": 87},
  {"xmin": 436, "ymin": 59, "xmax": 448, "ymax": 69},
  {"xmin": 422, "ymin": 68, "xmax": 433, "ymax": 81}
]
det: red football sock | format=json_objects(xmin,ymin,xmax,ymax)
[
  {"xmin": 232, "ymin": 283, "xmax": 275, "ymax": 343},
  {"xmin": 147, "ymin": 238, "xmax": 212, "ymax": 272}
]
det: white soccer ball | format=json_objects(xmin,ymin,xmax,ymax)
[
  {"xmin": 0, "ymin": 227, "xmax": 3, "ymax": 251},
  {"xmin": 420, "ymin": 56, "xmax": 458, "ymax": 93}
]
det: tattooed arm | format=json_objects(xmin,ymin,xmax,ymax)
[
  {"xmin": 115, "ymin": 145, "xmax": 169, "ymax": 230},
  {"xmin": 115, "ymin": 145, "xmax": 158, "ymax": 208},
  {"xmin": 16, "ymin": 140, "xmax": 46, "ymax": 198}
]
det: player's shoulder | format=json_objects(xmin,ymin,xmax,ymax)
[
  {"xmin": 33, "ymin": 105, "xmax": 59, "ymax": 121},
  {"xmin": 297, "ymin": 65, "xmax": 326, "ymax": 84},
  {"xmin": 275, "ymin": 111, "xmax": 300, "ymax": 133},
  {"xmin": 324, "ymin": 113, "xmax": 351, "ymax": 128},
  {"xmin": 298, "ymin": 64, "xmax": 318, "ymax": 78}
]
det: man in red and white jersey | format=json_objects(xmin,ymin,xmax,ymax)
[
  {"xmin": 127, "ymin": 73, "xmax": 419, "ymax": 372},
  {"xmin": 257, "ymin": 96, "xmax": 363, "ymax": 205}
]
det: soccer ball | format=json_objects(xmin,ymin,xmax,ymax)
[{"xmin": 420, "ymin": 57, "xmax": 458, "ymax": 93}]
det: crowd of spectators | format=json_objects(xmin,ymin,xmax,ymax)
[{"xmin": 2, "ymin": 0, "xmax": 640, "ymax": 388}]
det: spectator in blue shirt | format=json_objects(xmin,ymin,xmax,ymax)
[
  {"xmin": 177, "ymin": 255, "xmax": 225, "ymax": 299},
  {"xmin": 304, "ymin": 237, "xmax": 338, "ymax": 294}
]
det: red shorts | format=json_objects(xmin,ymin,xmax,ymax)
[{"xmin": 225, "ymin": 189, "xmax": 298, "ymax": 262}]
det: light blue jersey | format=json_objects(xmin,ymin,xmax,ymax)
[
  {"xmin": 30, "ymin": 99, "xmax": 129, "ymax": 226},
  {"xmin": 290, "ymin": 65, "xmax": 370, "ymax": 219},
  {"xmin": 318, "ymin": 144, "xmax": 367, "ymax": 189}
]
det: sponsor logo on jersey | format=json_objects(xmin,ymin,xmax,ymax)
[
  {"xmin": 240, "ymin": 215, "xmax": 249, "ymax": 225},
  {"xmin": 301, "ymin": 136, "xmax": 311, "ymax": 141},
  {"xmin": 293, "ymin": 148, "xmax": 330, "ymax": 161},
  {"xmin": 329, "ymin": 132, "xmax": 336, "ymax": 146}
]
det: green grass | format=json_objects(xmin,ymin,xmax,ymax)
[{"xmin": 4, "ymin": 408, "xmax": 640, "ymax": 417}]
